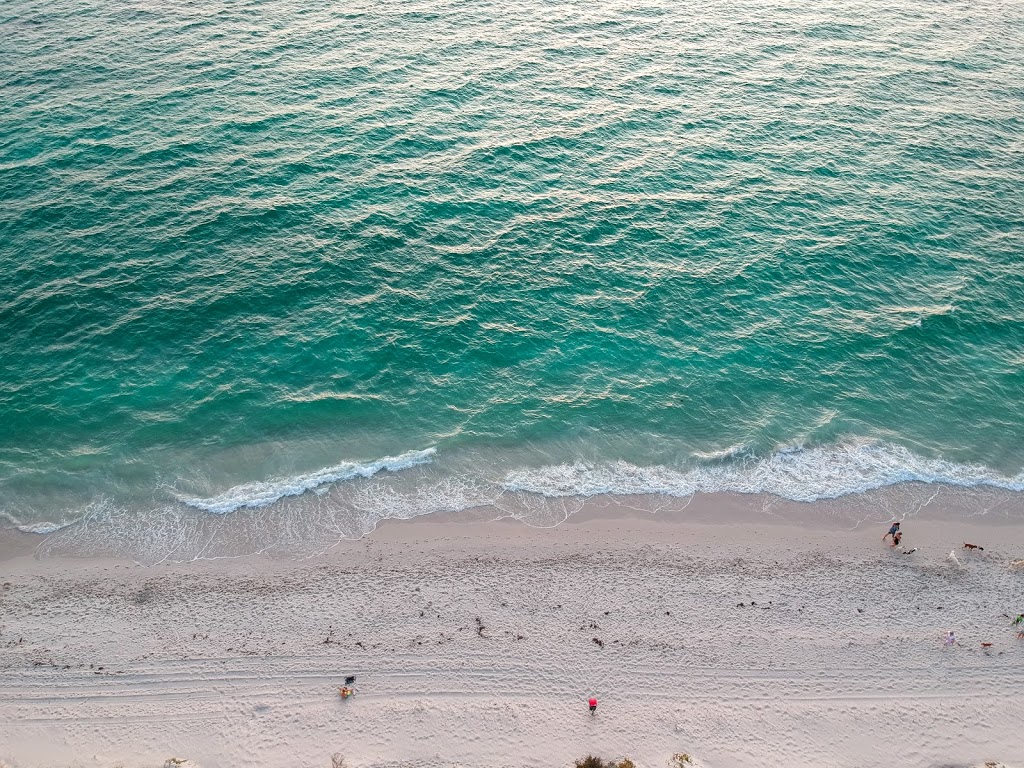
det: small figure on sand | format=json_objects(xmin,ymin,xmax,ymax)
[
  {"xmin": 339, "ymin": 676, "xmax": 357, "ymax": 699},
  {"xmin": 944, "ymin": 631, "xmax": 957, "ymax": 647},
  {"xmin": 962, "ymin": 542, "xmax": 984, "ymax": 551},
  {"xmin": 588, "ymin": 697, "xmax": 598, "ymax": 715},
  {"xmin": 890, "ymin": 531, "xmax": 903, "ymax": 548},
  {"xmin": 883, "ymin": 522, "xmax": 900, "ymax": 542}
]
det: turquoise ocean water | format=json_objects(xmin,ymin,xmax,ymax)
[{"xmin": 2, "ymin": 0, "xmax": 1023, "ymax": 560}]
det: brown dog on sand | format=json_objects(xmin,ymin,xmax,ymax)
[{"xmin": 962, "ymin": 542, "xmax": 984, "ymax": 551}]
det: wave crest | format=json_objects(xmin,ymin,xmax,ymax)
[
  {"xmin": 179, "ymin": 447, "xmax": 436, "ymax": 514},
  {"xmin": 503, "ymin": 441, "xmax": 1024, "ymax": 502}
]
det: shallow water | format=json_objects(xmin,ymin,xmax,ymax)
[{"xmin": 2, "ymin": 0, "xmax": 1023, "ymax": 557}]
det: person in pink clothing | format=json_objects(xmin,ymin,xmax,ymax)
[{"xmin": 588, "ymin": 697, "xmax": 598, "ymax": 715}]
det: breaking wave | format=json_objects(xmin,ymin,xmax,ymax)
[
  {"xmin": 178, "ymin": 447, "xmax": 437, "ymax": 514},
  {"xmin": 503, "ymin": 441, "xmax": 1024, "ymax": 503}
]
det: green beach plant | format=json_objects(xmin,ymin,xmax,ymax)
[{"xmin": 574, "ymin": 757, "xmax": 635, "ymax": 768}]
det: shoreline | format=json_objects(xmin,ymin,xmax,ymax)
[
  {"xmin": 3, "ymin": 483, "xmax": 1024, "ymax": 567},
  {"xmin": 2, "ymin": 493, "xmax": 1023, "ymax": 767}
]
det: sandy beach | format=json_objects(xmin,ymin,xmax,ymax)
[{"xmin": 2, "ymin": 493, "xmax": 1023, "ymax": 768}]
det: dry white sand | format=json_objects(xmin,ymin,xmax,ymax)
[{"xmin": 1, "ymin": 493, "xmax": 1023, "ymax": 768}]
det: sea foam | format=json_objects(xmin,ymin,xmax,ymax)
[
  {"xmin": 179, "ymin": 447, "xmax": 436, "ymax": 514},
  {"xmin": 502, "ymin": 441, "xmax": 1024, "ymax": 503},
  {"xmin": 0, "ymin": 510, "xmax": 78, "ymax": 535},
  {"xmin": 16, "ymin": 520, "xmax": 75, "ymax": 535}
]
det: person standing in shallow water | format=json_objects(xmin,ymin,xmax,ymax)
[
  {"xmin": 883, "ymin": 522, "xmax": 900, "ymax": 542},
  {"xmin": 588, "ymin": 697, "xmax": 598, "ymax": 715}
]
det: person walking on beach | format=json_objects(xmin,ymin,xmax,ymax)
[
  {"xmin": 588, "ymin": 697, "xmax": 598, "ymax": 715},
  {"xmin": 883, "ymin": 521, "xmax": 900, "ymax": 542},
  {"xmin": 890, "ymin": 531, "xmax": 903, "ymax": 548},
  {"xmin": 944, "ymin": 630, "xmax": 957, "ymax": 647}
]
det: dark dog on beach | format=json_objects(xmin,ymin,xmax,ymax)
[{"xmin": 962, "ymin": 542, "xmax": 984, "ymax": 551}]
